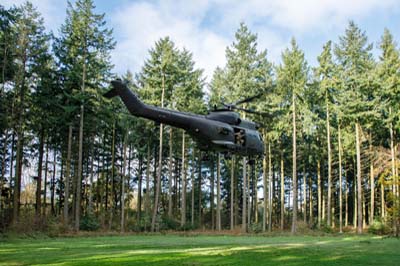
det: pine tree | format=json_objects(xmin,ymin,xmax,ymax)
[
  {"xmin": 0, "ymin": 5, "xmax": 18, "ymax": 214},
  {"xmin": 277, "ymin": 38, "xmax": 309, "ymax": 234},
  {"xmin": 314, "ymin": 40, "xmax": 337, "ymax": 228},
  {"xmin": 54, "ymin": 0, "xmax": 115, "ymax": 230},
  {"xmin": 376, "ymin": 28, "xmax": 400, "ymax": 231},
  {"xmin": 10, "ymin": 2, "xmax": 51, "ymax": 223},
  {"xmin": 224, "ymin": 23, "xmax": 272, "ymax": 232},
  {"xmin": 334, "ymin": 21, "xmax": 376, "ymax": 234}
]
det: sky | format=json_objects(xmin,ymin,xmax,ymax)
[{"xmin": 3, "ymin": 0, "xmax": 400, "ymax": 81}]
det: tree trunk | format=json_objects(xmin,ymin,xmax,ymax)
[
  {"xmin": 291, "ymin": 97, "xmax": 297, "ymax": 234},
  {"xmin": 12, "ymin": 44, "xmax": 27, "ymax": 224},
  {"xmin": 75, "ymin": 103, "xmax": 84, "ymax": 231},
  {"xmin": 180, "ymin": 132, "xmax": 186, "ymax": 227},
  {"xmin": 168, "ymin": 128, "xmax": 173, "ymax": 217},
  {"xmin": 354, "ymin": 164, "xmax": 357, "ymax": 228},
  {"xmin": 121, "ymin": 131, "xmax": 128, "ymax": 232},
  {"xmin": 151, "ymin": 122, "xmax": 163, "ymax": 232},
  {"xmin": 137, "ymin": 154, "xmax": 143, "ymax": 220},
  {"xmin": 51, "ymin": 149, "xmax": 56, "ymax": 215},
  {"xmin": 235, "ymin": 165, "xmax": 239, "ymax": 227},
  {"xmin": 317, "ymin": 160, "xmax": 321, "ymax": 228},
  {"xmin": 88, "ymin": 141, "xmax": 95, "ymax": 214},
  {"xmin": 389, "ymin": 108, "xmax": 396, "ymax": 198},
  {"xmin": 127, "ymin": 144, "xmax": 132, "ymax": 222},
  {"xmin": 263, "ymin": 143, "xmax": 267, "ymax": 232},
  {"xmin": 268, "ymin": 142, "xmax": 272, "ymax": 232},
  {"xmin": 75, "ymin": 43, "xmax": 87, "ymax": 230},
  {"xmin": 210, "ymin": 156, "xmax": 215, "ymax": 230},
  {"xmin": 309, "ymin": 167, "xmax": 313, "ymax": 224},
  {"xmin": 281, "ymin": 151, "xmax": 285, "ymax": 230},
  {"xmin": 303, "ymin": 167, "xmax": 307, "ymax": 223},
  {"xmin": 338, "ymin": 123, "xmax": 343, "ymax": 233},
  {"xmin": 381, "ymin": 179, "xmax": 385, "ymax": 219},
  {"xmin": 369, "ymin": 135, "xmax": 374, "ymax": 225},
  {"xmin": 191, "ymin": 161, "xmax": 195, "ymax": 226},
  {"xmin": 0, "ymin": 128, "xmax": 10, "ymax": 213},
  {"xmin": 345, "ymin": 169, "xmax": 348, "ymax": 227},
  {"xmin": 63, "ymin": 125, "xmax": 72, "ymax": 223},
  {"xmin": 59, "ymin": 157, "xmax": 64, "ymax": 216},
  {"xmin": 254, "ymin": 163, "xmax": 258, "ymax": 224},
  {"xmin": 247, "ymin": 164, "xmax": 251, "ymax": 227},
  {"xmin": 151, "ymin": 72, "xmax": 165, "ymax": 232},
  {"xmin": 43, "ymin": 142, "xmax": 49, "ymax": 216},
  {"xmin": 216, "ymin": 153, "xmax": 221, "ymax": 231},
  {"xmin": 36, "ymin": 128, "xmax": 44, "ymax": 217},
  {"xmin": 108, "ymin": 121, "xmax": 116, "ymax": 230},
  {"xmin": 242, "ymin": 157, "xmax": 247, "ymax": 233},
  {"xmin": 326, "ymin": 99, "xmax": 332, "ymax": 228},
  {"xmin": 12, "ymin": 131, "xmax": 23, "ymax": 223},
  {"xmin": 198, "ymin": 153, "xmax": 202, "ymax": 226},
  {"xmin": 363, "ymin": 193, "xmax": 366, "ymax": 228},
  {"xmin": 145, "ymin": 144, "xmax": 151, "ymax": 217},
  {"xmin": 104, "ymin": 131, "xmax": 108, "ymax": 217},
  {"xmin": 230, "ymin": 155, "xmax": 235, "ymax": 230},
  {"xmin": 356, "ymin": 123, "xmax": 363, "ymax": 234}
]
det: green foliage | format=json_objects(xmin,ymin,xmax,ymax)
[
  {"xmin": 368, "ymin": 219, "xmax": 391, "ymax": 235},
  {"xmin": 159, "ymin": 216, "xmax": 180, "ymax": 231},
  {"xmin": 223, "ymin": 23, "xmax": 273, "ymax": 110},
  {"xmin": 319, "ymin": 220, "xmax": 334, "ymax": 233},
  {"xmin": 334, "ymin": 21, "xmax": 377, "ymax": 126},
  {"xmin": 248, "ymin": 222, "xmax": 263, "ymax": 233},
  {"xmin": 79, "ymin": 215, "xmax": 100, "ymax": 231},
  {"xmin": 126, "ymin": 214, "xmax": 152, "ymax": 232},
  {"xmin": 179, "ymin": 222, "xmax": 198, "ymax": 231}
]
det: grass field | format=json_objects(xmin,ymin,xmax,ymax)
[{"xmin": 0, "ymin": 234, "xmax": 399, "ymax": 266}]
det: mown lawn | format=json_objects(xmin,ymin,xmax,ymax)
[{"xmin": 0, "ymin": 234, "xmax": 399, "ymax": 266}]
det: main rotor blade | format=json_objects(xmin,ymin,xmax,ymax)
[
  {"xmin": 233, "ymin": 106, "xmax": 271, "ymax": 117},
  {"xmin": 233, "ymin": 93, "xmax": 264, "ymax": 106},
  {"xmin": 233, "ymin": 84, "xmax": 277, "ymax": 106}
]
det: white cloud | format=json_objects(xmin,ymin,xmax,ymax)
[
  {"xmin": 3, "ymin": 0, "xmax": 399, "ymax": 81},
  {"xmin": 214, "ymin": 0, "xmax": 398, "ymax": 32},
  {"xmin": 2, "ymin": 0, "xmax": 66, "ymax": 34},
  {"xmin": 111, "ymin": 1, "xmax": 229, "ymax": 81},
  {"xmin": 111, "ymin": 0, "xmax": 398, "ymax": 81}
]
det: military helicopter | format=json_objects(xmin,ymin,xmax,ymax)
[{"xmin": 104, "ymin": 79, "xmax": 268, "ymax": 157}]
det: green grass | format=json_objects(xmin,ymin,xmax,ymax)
[{"xmin": 0, "ymin": 234, "xmax": 399, "ymax": 266}]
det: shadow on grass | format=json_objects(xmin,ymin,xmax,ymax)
[{"xmin": 0, "ymin": 235, "xmax": 399, "ymax": 266}]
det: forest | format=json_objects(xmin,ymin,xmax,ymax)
[{"xmin": 0, "ymin": 0, "xmax": 399, "ymax": 237}]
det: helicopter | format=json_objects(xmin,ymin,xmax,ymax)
[{"xmin": 104, "ymin": 79, "xmax": 269, "ymax": 157}]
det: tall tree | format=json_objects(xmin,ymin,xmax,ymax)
[
  {"xmin": 224, "ymin": 23, "xmax": 272, "ymax": 231},
  {"xmin": 10, "ymin": 2, "xmax": 51, "ymax": 223},
  {"xmin": 314, "ymin": 41, "xmax": 337, "ymax": 228},
  {"xmin": 277, "ymin": 38, "xmax": 309, "ymax": 234},
  {"xmin": 54, "ymin": 0, "xmax": 115, "ymax": 230},
  {"xmin": 335, "ymin": 21, "xmax": 375, "ymax": 234},
  {"xmin": 376, "ymin": 28, "xmax": 400, "ymax": 229}
]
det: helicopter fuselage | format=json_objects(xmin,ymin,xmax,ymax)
[{"xmin": 104, "ymin": 80, "xmax": 264, "ymax": 156}]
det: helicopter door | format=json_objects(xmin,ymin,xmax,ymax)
[{"xmin": 233, "ymin": 127, "xmax": 246, "ymax": 146}]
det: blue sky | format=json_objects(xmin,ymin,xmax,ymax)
[{"xmin": 3, "ymin": 0, "xmax": 400, "ymax": 81}]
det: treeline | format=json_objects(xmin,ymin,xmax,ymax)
[{"xmin": 0, "ymin": 0, "xmax": 399, "ymax": 235}]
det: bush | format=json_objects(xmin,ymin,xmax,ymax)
[
  {"xmin": 179, "ymin": 222, "xmax": 198, "ymax": 231},
  {"xmin": 126, "ymin": 214, "xmax": 151, "ymax": 232},
  {"xmin": 319, "ymin": 220, "xmax": 334, "ymax": 233},
  {"xmin": 368, "ymin": 219, "xmax": 391, "ymax": 235},
  {"xmin": 160, "ymin": 216, "xmax": 180, "ymax": 231},
  {"xmin": 80, "ymin": 215, "xmax": 100, "ymax": 231},
  {"xmin": 249, "ymin": 222, "xmax": 263, "ymax": 233}
]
